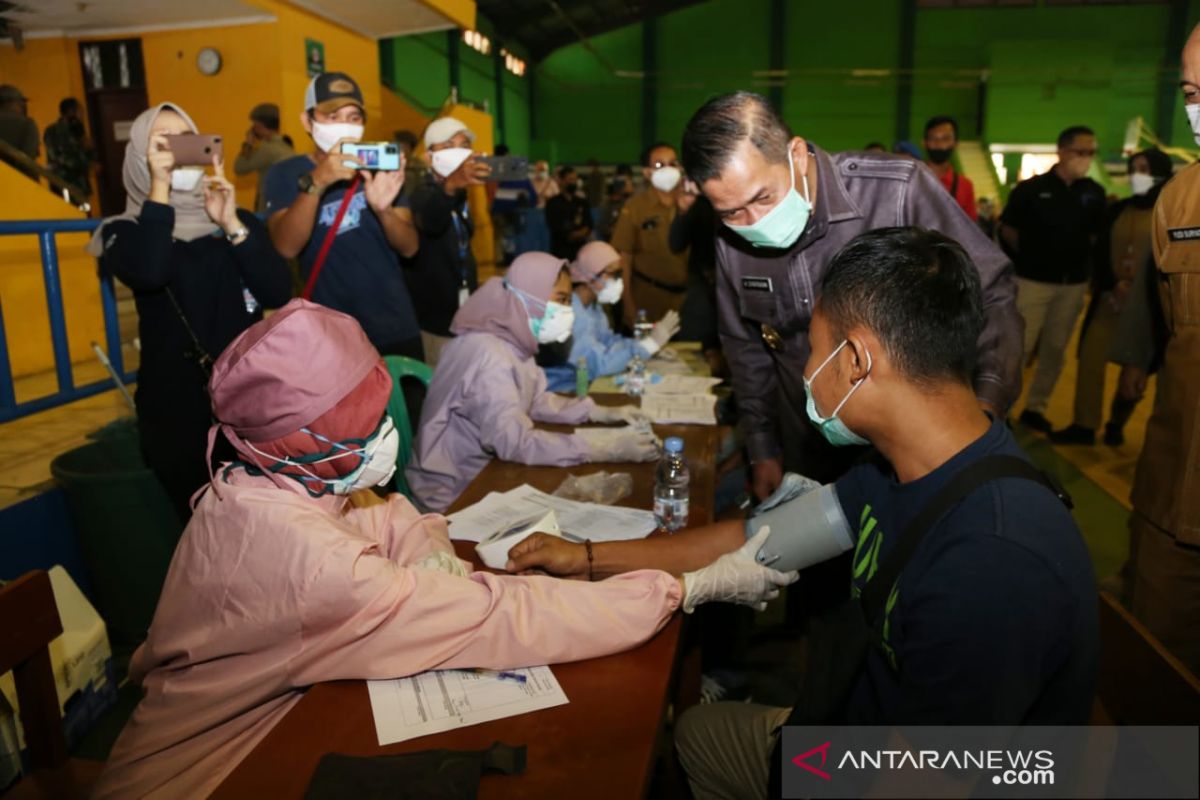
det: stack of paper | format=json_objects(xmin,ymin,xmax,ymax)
[
  {"xmin": 446, "ymin": 483, "xmax": 659, "ymax": 543},
  {"xmin": 640, "ymin": 392, "xmax": 718, "ymax": 425},
  {"xmin": 644, "ymin": 375, "xmax": 723, "ymax": 395},
  {"xmin": 367, "ymin": 666, "xmax": 568, "ymax": 746}
]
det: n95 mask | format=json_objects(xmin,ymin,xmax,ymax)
[
  {"xmin": 432, "ymin": 147, "xmax": 473, "ymax": 178},
  {"xmin": 311, "ymin": 121, "xmax": 364, "ymax": 154}
]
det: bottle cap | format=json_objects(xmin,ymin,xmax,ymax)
[{"xmin": 664, "ymin": 437, "xmax": 683, "ymax": 453}]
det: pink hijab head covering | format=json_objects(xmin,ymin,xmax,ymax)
[
  {"xmin": 450, "ymin": 251, "xmax": 567, "ymax": 357},
  {"xmin": 87, "ymin": 102, "xmax": 216, "ymax": 256},
  {"xmin": 569, "ymin": 241, "xmax": 621, "ymax": 284},
  {"xmin": 204, "ymin": 299, "xmax": 390, "ymax": 497}
]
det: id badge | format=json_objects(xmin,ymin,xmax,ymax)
[{"xmin": 458, "ymin": 285, "xmax": 470, "ymax": 308}]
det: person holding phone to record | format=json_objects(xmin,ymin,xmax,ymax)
[{"xmin": 87, "ymin": 102, "xmax": 291, "ymax": 522}]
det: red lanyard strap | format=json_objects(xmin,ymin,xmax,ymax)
[{"xmin": 301, "ymin": 173, "xmax": 362, "ymax": 301}]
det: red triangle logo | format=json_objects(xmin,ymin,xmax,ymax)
[{"xmin": 792, "ymin": 741, "xmax": 832, "ymax": 781}]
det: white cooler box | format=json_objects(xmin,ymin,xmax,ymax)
[{"xmin": 0, "ymin": 565, "xmax": 118, "ymax": 784}]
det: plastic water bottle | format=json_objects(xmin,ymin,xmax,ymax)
[
  {"xmin": 654, "ymin": 437, "xmax": 690, "ymax": 532},
  {"xmin": 575, "ymin": 357, "xmax": 589, "ymax": 397},
  {"xmin": 626, "ymin": 354, "xmax": 646, "ymax": 397},
  {"xmin": 634, "ymin": 308, "xmax": 653, "ymax": 339}
]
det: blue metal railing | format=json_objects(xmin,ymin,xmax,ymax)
[{"xmin": 0, "ymin": 218, "xmax": 136, "ymax": 423}]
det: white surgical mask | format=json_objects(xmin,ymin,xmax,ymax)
[
  {"xmin": 310, "ymin": 120, "xmax": 364, "ymax": 153},
  {"xmin": 1129, "ymin": 173, "xmax": 1156, "ymax": 196},
  {"xmin": 245, "ymin": 416, "xmax": 399, "ymax": 496},
  {"xmin": 170, "ymin": 167, "xmax": 204, "ymax": 192},
  {"xmin": 432, "ymin": 147, "xmax": 473, "ymax": 178},
  {"xmin": 650, "ymin": 166, "xmax": 682, "ymax": 192},
  {"xmin": 596, "ymin": 277, "xmax": 624, "ymax": 305},
  {"xmin": 1187, "ymin": 103, "xmax": 1200, "ymax": 147},
  {"xmin": 534, "ymin": 301, "xmax": 575, "ymax": 344}
]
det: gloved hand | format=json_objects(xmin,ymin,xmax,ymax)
[
  {"xmin": 680, "ymin": 527, "xmax": 799, "ymax": 613},
  {"xmin": 589, "ymin": 404, "xmax": 651, "ymax": 426},
  {"xmin": 413, "ymin": 549, "xmax": 471, "ymax": 578},
  {"xmin": 753, "ymin": 472, "xmax": 823, "ymax": 516},
  {"xmin": 638, "ymin": 309, "xmax": 681, "ymax": 356},
  {"xmin": 577, "ymin": 426, "xmax": 660, "ymax": 463}
]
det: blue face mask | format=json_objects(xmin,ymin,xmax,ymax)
[
  {"xmin": 804, "ymin": 340, "xmax": 872, "ymax": 447},
  {"xmin": 726, "ymin": 147, "xmax": 812, "ymax": 249}
]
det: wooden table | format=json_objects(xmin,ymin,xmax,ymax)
[{"xmin": 213, "ymin": 402, "xmax": 717, "ymax": 799}]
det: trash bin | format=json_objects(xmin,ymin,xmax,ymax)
[{"xmin": 50, "ymin": 418, "xmax": 182, "ymax": 648}]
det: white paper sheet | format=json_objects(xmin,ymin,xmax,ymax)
[
  {"xmin": 640, "ymin": 393, "xmax": 718, "ymax": 425},
  {"xmin": 446, "ymin": 484, "xmax": 658, "ymax": 543},
  {"xmin": 367, "ymin": 666, "xmax": 568, "ymax": 746},
  {"xmin": 644, "ymin": 375, "xmax": 722, "ymax": 395}
]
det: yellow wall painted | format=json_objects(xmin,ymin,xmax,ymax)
[
  {"xmin": 419, "ymin": 0, "xmax": 476, "ymax": 31},
  {"xmin": 0, "ymin": 160, "xmax": 104, "ymax": 380},
  {"xmin": 0, "ymin": 3, "xmax": 498, "ymax": 378}
]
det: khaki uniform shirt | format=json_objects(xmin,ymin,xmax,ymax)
[
  {"xmin": 234, "ymin": 134, "xmax": 294, "ymax": 213},
  {"xmin": 611, "ymin": 188, "xmax": 690, "ymax": 320},
  {"xmin": 1132, "ymin": 163, "xmax": 1200, "ymax": 543}
]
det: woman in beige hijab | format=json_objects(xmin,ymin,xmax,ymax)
[{"xmin": 94, "ymin": 102, "xmax": 291, "ymax": 522}]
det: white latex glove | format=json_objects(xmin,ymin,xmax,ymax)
[
  {"xmin": 651, "ymin": 310, "xmax": 681, "ymax": 346},
  {"xmin": 589, "ymin": 404, "xmax": 651, "ymax": 426},
  {"xmin": 413, "ymin": 550, "xmax": 471, "ymax": 578},
  {"xmin": 577, "ymin": 427, "xmax": 660, "ymax": 463},
  {"xmin": 680, "ymin": 527, "xmax": 799, "ymax": 613}
]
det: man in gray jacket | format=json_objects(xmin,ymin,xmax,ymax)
[{"xmin": 681, "ymin": 92, "xmax": 1022, "ymax": 501}]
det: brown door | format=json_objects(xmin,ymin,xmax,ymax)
[{"xmin": 78, "ymin": 39, "xmax": 148, "ymax": 216}]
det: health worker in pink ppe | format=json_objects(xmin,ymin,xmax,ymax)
[
  {"xmin": 93, "ymin": 299, "xmax": 797, "ymax": 799},
  {"xmin": 406, "ymin": 251, "xmax": 661, "ymax": 512}
]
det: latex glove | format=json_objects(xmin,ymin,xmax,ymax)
[
  {"xmin": 638, "ymin": 310, "xmax": 682, "ymax": 356},
  {"xmin": 577, "ymin": 427, "xmax": 660, "ymax": 463},
  {"xmin": 413, "ymin": 550, "xmax": 471, "ymax": 578},
  {"xmin": 589, "ymin": 404, "xmax": 651, "ymax": 426},
  {"xmin": 681, "ymin": 527, "xmax": 799, "ymax": 613},
  {"xmin": 754, "ymin": 472, "xmax": 823, "ymax": 516}
]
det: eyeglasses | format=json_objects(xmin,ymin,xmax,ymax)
[
  {"xmin": 651, "ymin": 159, "xmax": 679, "ymax": 169},
  {"xmin": 1066, "ymin": 148, "xmax": 1097, "ymax": 158}
]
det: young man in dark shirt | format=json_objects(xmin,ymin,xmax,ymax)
[
  {"xmin": 404, "ymin": 116, "xmax": 491, "ymax": 366},
  {"xmin": 264, "ymin": 72, "xmax": 422, "ymax": 360},
  {"xmin": 507, "ymin": 227, "xmax": 1098, "ymax": 799},
  {"xmin": 1000, "ymin": 125, "xmax": 1107, "ymax": 433}
]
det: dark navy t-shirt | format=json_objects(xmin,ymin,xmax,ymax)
[
  {"xmin": 264, "ymin": 154, "xmax": 419, "ymax": 348},
  {"xmin": 833, "ymin": 418, "xmax": 1098, "ymax": 725}
]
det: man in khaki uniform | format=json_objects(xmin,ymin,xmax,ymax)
[
  {"xmin": 612, "ymin": 141, "xmax": 691, "ymax": 327},
  {"xmin": 1126, "ymin": 22, "xmax": 1200, "ymax": 675},
  {"xmin": 233, "ymin": 103, "xmax": 294, "ymax": 214}
]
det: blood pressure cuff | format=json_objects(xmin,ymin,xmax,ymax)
[{"xmin": 748, "ymin": 480, "xmax": 854, "ymax": 573}]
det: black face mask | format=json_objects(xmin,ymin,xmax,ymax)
[
  {"xmin": 927, "ymin": 147, "xmax": 954, "ymax": 165},
  {"xmin": 564, "ymin": 182, "xmax": 578, "ymax": 194},
  {"xmin": 535, "ymin": 339, "xmax": 572, "ymax": 367}
]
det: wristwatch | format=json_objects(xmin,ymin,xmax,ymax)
[
  {"xmin": 225, "ymin": 225, "xmax": 249, "ymax": 245},
  {"xmin": 297, "ymin": 172, "xmax": 322, "ymax": 195}
]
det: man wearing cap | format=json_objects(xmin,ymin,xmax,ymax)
[
  {"xmin": 0, "ymin": 84, "xmax": 40, "ymax": 180},
  {"xmin": 265, "ymin": 72, "xmax": 422, "ymax": 361},
  {"xmin": 234, "ymin": 102, "xmax": 293, "ymax": 214},
  {"xmin": 403, "ymin": 116, "xmax": 491, "ymax": 366}
]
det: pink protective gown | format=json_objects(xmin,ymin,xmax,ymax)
[
  {"xmin": 406, "ymin": 255, "xmax": 597, "ymax": 512},
  {"xmin": 93, "ymin": 470, "xmax": 681, "ymax": 799}
]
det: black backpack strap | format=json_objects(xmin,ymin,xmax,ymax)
[{"xmin": 860, "ymin": 454, "xmax": 1071, "ymax": 626}]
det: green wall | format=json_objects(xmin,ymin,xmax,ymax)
[
  {"xmin": 533, "ymin": 0, "xmax": 1200, "ymax": 165},
  {"xmin": 380, "ymin": 18, "xmax": 533, "ymax": 155}
]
